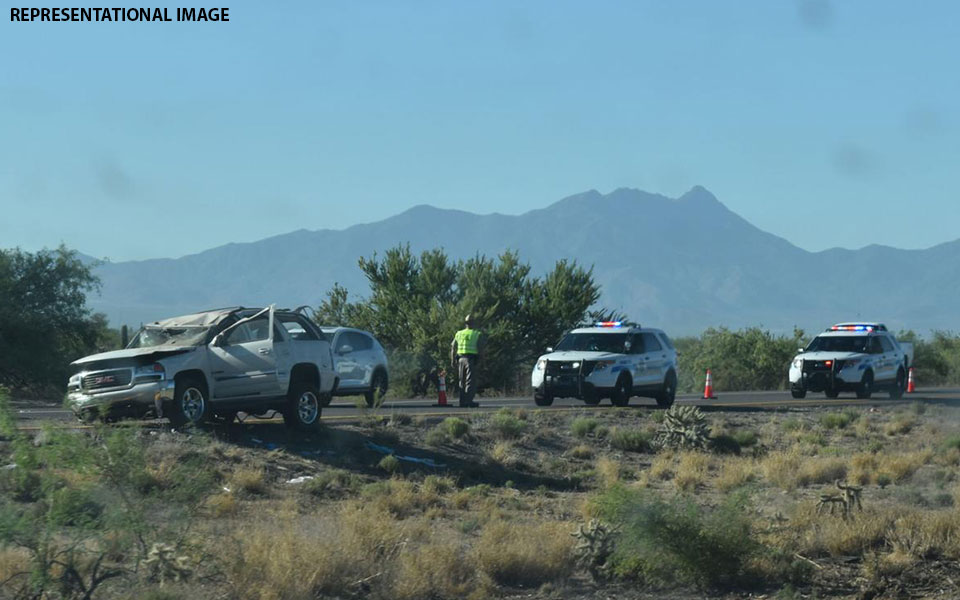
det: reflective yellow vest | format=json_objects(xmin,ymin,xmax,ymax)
[{"xmin": 454, "ymin": 328, "xmax": 481, "ymax": 355}]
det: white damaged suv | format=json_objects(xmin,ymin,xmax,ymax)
[
  {"xmin": 66, "ymin": 306, "xmax": 336, "ymax": 429},
  {"xmin": 531, "ymin": 322, "xmax": 678, "ymax": 408},
  {"xmin": 789, "ymin": 323, "xmax": 913, "ymax": 399}
]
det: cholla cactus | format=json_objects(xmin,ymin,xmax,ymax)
[
  {"xmin": 571, "ymin": 519, "xmax": 617, "ymax": 580},
  {"xmin": 654, "ymin": 405, "xmax": 710, "ymax": 450},
  {"xmin": 144, "ymin": 543, "xmax": 192, "ymax": 584}
]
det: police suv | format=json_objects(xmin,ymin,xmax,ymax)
[
  {"xmin": 531, "ymin": 322, "xmax": 678, "ymax": 408},
  {"xmin": 789, "ymin": 323, "xmax": 914, "ymax": 400}
]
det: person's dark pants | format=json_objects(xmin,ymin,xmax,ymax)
[{"xmin": 457, "ymin": 355, "xmax": 478, "ymax": 406}]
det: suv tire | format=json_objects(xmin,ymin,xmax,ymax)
[
  {"xmin": 856, "ymin": 371, "xmax": 874, "ymax": 400},
  {"xmin": 791, "ymin": 387, "xmax": 806, "ymax": 399},
  {"xmin": 534, "ymin": 392, "xmax": 554, "ymax": 407},
  {"xmin": 656, "ymin": 370, "xmax": 677, "ymax": 408},
  {"xmin": 610, "ymin": 375, "xmax": 631, "ymax": 407},
  {"xmin": 283, "ymin": 380, "xmax": 322, "ymax": 431},
  {"xmin": 364, "ymin": 370, "xmax": 388, "ymax": 408},
  {"xmin": 825, "ymin": 388, "xmax": 840, "ymax": 399},
  {"xmin": 168, "ymin": 376, "xmax": 210, "ymax": 428},
  {"xmin": 889, "ymin": 368, "xmax": 905, "ymax": 399}
]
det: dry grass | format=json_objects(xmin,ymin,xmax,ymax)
[
  {"xmin": 762, "ymin": 450, "xmax": 848, "ymax": 490},
  {"xmin": 489, "ymin": 441, "xmax": 516, "ymax": 467},
  {"xmin": 362, "ymin": 478, "xmax": 444, "ymax": 519},
  {"xmin": 473, "ymin": 519, "xmax": 574, "ymax": 588},
  {"xmin": 393, "ymin": 540, "xmax": 478, "ymax": 600},
  {"xmin": 648, "ymin": 452, "xmax": 675, "ymax": 481},
  {"xmin": 850, "ymin": 450, "xmax": 932, "ymax": 485},
  {"xmin": 595, "ymin": 456, "xmax": 621, "ymax": 488},
  {"xmin": 569, "ymin": 444, "xmax": 594, "ymax": 459},
  {"xmin": 205, "ymin": 492, "xmax": 238, "ymax": 517},
  {"xmin": 674, "ymin": 451, "xmax": 712, "ymax": 492},
  {"xmin": 884, "ymin": 413, "xmax": 918, "ymax": 436},
  {"xmin": 0, "ymin": 547, "xmax": 31, "ymax": 588},
  {"xmin": 716, "ymin": 457, "xmax": 758, "ymax": 492},
  {"xmin": 230, "ymin": 467, "xmax": 267, "ymax": 496}
]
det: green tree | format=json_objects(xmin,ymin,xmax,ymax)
[
  {"xmin": 314, "ymin": 245, "xmax": 601, "ymax": 393},
  {"xmin": 0, "ymin": 246, "xmax": 115, "ymax": 392}
]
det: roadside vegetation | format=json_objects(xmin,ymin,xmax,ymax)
[{"xmin": 5, "ymin": 386, "xmax": 960, "ymax": 598}]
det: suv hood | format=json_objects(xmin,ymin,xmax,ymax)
[
  {"xmin": 540, "ymin": 351, "xmax": 623, "ymax": 362},
  {"xmin": 795, "ymin": 351, "xmax": 866, "ymax": 362},
  {"xmin": 72, "ymin": 346, "xmax": 195, "ymax": 367}
]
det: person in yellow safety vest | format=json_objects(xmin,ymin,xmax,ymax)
[{"xmin": 450, "ymin": 314, "xmax": 482, "ymax": 407}]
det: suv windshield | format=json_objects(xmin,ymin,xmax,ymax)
[
  {"xmin": 806, "ymin": 335, "xmax": 870, "ymax": 354},
  {"xmin": 555, "ymin": 333, "xmax": 628, "ymax": 353},
  {"xmin": 128, "ymin": 326, "xmax": 210, "ymax": 348}
]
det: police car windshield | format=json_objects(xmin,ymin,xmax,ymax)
[
  {"xmin": 555, "ymin": 333, "xmax": 629, "ymax": 353},
  {"xmin": 806, "ymin": 335, "xmax": 869, "ymax": 353}
]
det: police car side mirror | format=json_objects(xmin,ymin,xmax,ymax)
[
  {"xmin": 212, "ymin": 334, "xmax": 226, "ymax": 347},
  {"xmin": 338, "ymin": 344, "xmax": 353, "ymax": 355},
  {"xmin": 624, "ymin": 341, "xmax": 632, "ymax": 352}
]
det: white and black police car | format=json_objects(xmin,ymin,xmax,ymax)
[
  {"xmin": 531, "ymin": 322, "xmax": 678, "ymax": 408},
  {"xmin": 789, "ymin": 323, "xmax": 914, "ymax": 399}
]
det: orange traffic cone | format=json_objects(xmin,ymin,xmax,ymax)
[
  {"xmin": 703, "ymin": 369, "xmax": 717, "ymax": 399},
  {"xmin": 436, "ymin": 370, "xmax": 449, "ymax": 406},
  {"xmin": 906, "ymin": 367, "xmax": 916, "ymax": 394}
]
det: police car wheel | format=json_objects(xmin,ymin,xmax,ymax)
[
  {"xmin": 790, "ymin": 387, "xmax": 806, "ymax": 399},
  {"xmin": 583, "ymin": 389, "xmax": 601, "ymax": 406},
  {"xmin": 856, "ymin": 371, "xmax": 874, "ymax": 399},
  {"xmin": 610, "ymin": 376, "xmax": 631, "ymax": 407},
  {"xmin": 825, "ymin": 388, "xmax": 840, "ymax": 399},
  {"xmin": 656, "ymin": 371, "xmax": 677, "ymax": 408},
  {"xmin": 889, "ymin": 369, "xmax": 905, "ymax": 399},
  {"xmin": 534, "ymin": 393, "xmax": 554, "ymax": 407}
]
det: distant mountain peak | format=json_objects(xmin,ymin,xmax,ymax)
[{"xmin": 679, "ymin": 185, "xmax": 720, "ymax": 204}]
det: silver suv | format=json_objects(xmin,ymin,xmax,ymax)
[
  {"xmin": 66, "ymin": 306, "xmax": 336, "ymax": 429},
  {"xmin": 320, "ymin": 327, "xmax": 389, "ymax": 407}
]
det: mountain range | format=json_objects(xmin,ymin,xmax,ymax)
[{"xmin": 86, "ymin": 186, "xmax": 960, "ymax": 336}]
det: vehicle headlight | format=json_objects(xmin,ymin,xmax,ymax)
[
  {"xmin": 593, "ymin": 360, "xmax": 616, "ymax": 371},
  {"xmin": 134, "ymin": 363, "xmax": 165, "ymax": 380},
  {"xmin": 535, "ymin": 359, "xmax": 547, "ymax": 371},
  {"xmin": 839, "ymin": 359, "xmax": 860, "ymax": 369},
  {"xmin": 792, "ymin": 358, "xmax": 803, "ymax": 368}
]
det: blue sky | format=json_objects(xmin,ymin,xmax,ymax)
[{"xmin": 1, "ymin": 1, "xmax": 957, "ymax": 261}]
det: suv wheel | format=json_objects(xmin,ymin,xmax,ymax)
[
  {"xmin": 534, "ymin": 392, "xmax": 554, "ymax": 407},
  {"xmin": 168, "ymin": 376, "xmax": 209, "ymax": 428},
  {"xmin": 825, "ymin": 388, "xmax": 840, "ymax": 399},
  {"xmin": 610, "ymin": 375, "xmax": 631, "ymax": 407},
  {"xmin": 284, "ymin": 381, "xmax": 322, "ymax": 431},
  {"xmin": 889, "ymin": 368, "xmax": 905, "ymax": 399},
  {"xmin": 656, "ymin": 370, "xmax": 677, "ymax": 408},
  {"xmin": 856, "ymin": 371, "xmax": 874, "ymax": 400},
  {"xmin": 364, "ymin": 370, "xmax": 388, "ymax": 408},
  {"xmin": 790, "ymin": 386, "xmax": 806, "ymax": 399}
]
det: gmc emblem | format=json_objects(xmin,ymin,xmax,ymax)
[{"xmin": 95, "ymin": 375, "xmax": 116, "ymax": 385}]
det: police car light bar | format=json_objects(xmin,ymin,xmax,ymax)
[
  {"xmin": 596, "ymin": 321, "xmax": 623, "ymax": 328},
  {"xmin": 829, "ymin": 325, "xmax": 874, "ymax": 332}
]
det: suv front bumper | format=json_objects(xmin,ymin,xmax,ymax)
[{"xmin": 67, "ymin": 380, "xmax": 176, "ymax": 418}]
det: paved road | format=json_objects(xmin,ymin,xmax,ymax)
[{"xmin": 11, "ymin": 387, "xmax": 960, "ymax": 428}]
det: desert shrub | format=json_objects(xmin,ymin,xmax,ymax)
[
  {"xmin": 762, "ymin": 451, "xmax": 847, "ymax": 490},
  {"xmin": 425, "ymin": 427, "xmax": 449, "ymax": 447},
  {"xmin": 732, "ymin": 430, "xmax": 759, "ymax": 448},
  {"xmin": 589, "ymin": 485, "xmax": 777, "ymax": 589},
  {"xmin": 820, "ymin": 409, "xmax": 858, "ymax": 430},
  {"xmin": 595, "ymin": 457, "xmax": 622, "ymax": 489},
  {"xmin": 379, "ymin": 455, "xmax": 401, "ymax": 474},
  {"xmin": 884, "ymin": 414, "xmax": 917, "ymax": 436},
  {"xmin": 572, "ymin": 418, "xmax": 600, "ymax": 438},
  {"xmin": 474, "ymin": 519, "xmax": 574, "ymax": 587},
  {"xmin": 716, "ymin": 458, "xmax": 757, "ymax": 492},
  {"xmin": 393, "ymin": 540, "xmax": 476, "ymax": 599},
  {"xmin": 489, "ymin": 408, "xmax": 527, "ymax": 440},
  {"xmin": 229, "ymin": 467, "xmax": 267, "ymax": 497},
  {"xmin": 570, "ymin": 444, "xmax": 594, "ymax": 459},
  {"xmin": 610, "ymin": 428, "xmax": 652, "ymax": 452},
  {"xmin": 441, "ymin": 417, "xmax": 470, "ymax": 439},
  {"xmin": 47, "ymin": 486, "xmax": 103, "ymax": 527}
]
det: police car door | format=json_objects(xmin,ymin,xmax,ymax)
[{"xmin": 640, "ymin": 332, "xmax": 666, "ymax": 386}]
